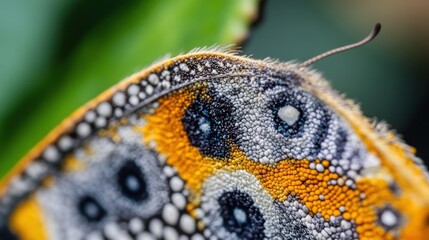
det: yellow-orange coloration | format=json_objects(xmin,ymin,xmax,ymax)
[
  {"xmin": 9, "ymin": 196, "xmax": 47, "ymax": 240},
  {"xmin": 1, "ymin": 51, "xmax": 428, "ymax": 239},
  {"xmin": 140, "ymin": 86, "xmax": 426, "ymax": 240},
  {"xmin": 303, "ymin": 71, "xmax": 429, "ymax": 239},
  {"xmin": 62, "ymin": 156, "xmax": 86, "ymax": 172}
]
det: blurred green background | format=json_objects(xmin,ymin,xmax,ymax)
[{"xmin": 0, "ymin": 0, "xmax": 428, "ymax": 177}]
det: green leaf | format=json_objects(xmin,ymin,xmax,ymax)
[{"xmin": 0, "ymin": 0, "xmax": 259, "ymax": 177}]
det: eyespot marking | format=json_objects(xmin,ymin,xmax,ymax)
[
  {"xmin": 218, "ymin": 190, "xmax": 265, "ymax": 240},
  {"xmin": 377, "ymin": 206, "xmax": 402, "ymax": 231},
  {"xmin": 78, "ymin": 196, "xmax": 106, "ymax": 222},
  {"xmin": 182, "ymin": 96, "xmax": 234, "ymax": 158},
  {"xmin": 117, "ymin": 161, "xmax": 148, "ymax": 202}
]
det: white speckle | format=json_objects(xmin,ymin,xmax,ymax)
[
  {"xmin": 319, "ymin": 194, "xmax": 325, "ymax": 200},
  {"xmin": 86, "ymin": 232, "xmax": 103, "ymax": 240},
  {"xmin": 321, "ymin": 230, "xmax": 329, "ymax": 238},
  {"xmin": 158, "ymin": 154, "xmax": 167, "ymax": 164},
  {"xmin": 199, "ymin": 122, "xmax": 210, "ymax": 133},
  {"xmin": 179, "ymin": 63, "xmax": 189, "ymax": 72},
  {"xmin": 161, "ymin": 70, "xmax": 171, "ymax": 81},
  {"xmin": 125, "ymin": 175, "xmax": 140, "ymax": 192},
  {"xmin": 162, "ymin": 203, "xmax": 179, "ymax": 225},
  {"xmin": 43, "ymin": 145, "xmax": 60, "ymax": 163},
  {"xmin": 95, "ymin": 117, "xmax": 107, "ymax": 128},
  {"xmin": 137, "ymin": 232, "xmax": 155, "ymax": 240},
  {"xmin": 170, "ymin": 176, "xmax": 184, "ymax": 192},
  {"xmin": 178, "ymin": 236, "xmax": 189, "ymax": 240},
  {"xmin": 161, "ymin": 81, "xmax": 171, "ymax": 89},
  {"xmin": 129, "ymin": 217, "xmax": 144, "ymax": 234},
  {"xmin": 173, "ymin": 75, "xmax": 181, "ymax": 82},
  {"xmin": 309, "ymin": 162, "xmax": 316, "ymax": 169},
  {"xmin": 297, "ymin": 209, "xmax": 306, "ymax": 217},
  {"xmin": 76, "ymin": 122, "xmax": 91, "ymax": 138},
  {"xmin": 113, "ymin": 92, "xmax": 126, "ymax": 106},
  {"xmin": 9, "ymin": 177, "xmax": 31, "ymax": 194},
  {"xmin": 114, "ymin": 108, "xmax": 124, "ymax": 117},
  {"xmin": 347, "ymin": 170, "xmax": 358, "ymax": 179},
  {"xmin": 233, "ymin": 208, "xmax": 247, "ymax": 224},
  {"xmin": 163, "ymin": 227, "xmax": 178, "ymax": 240},
  {"xmin": 381, "ymin": 209, "xmax": 398, "ymax": 227},
  {"xmin": 341, "ymin": 220, "xmax": 351, "ymax": 230},
  {"xmin": 278, "ymin": 105, "xmax": 300, "ymax": 126},
  {"xmin": 97, "ymin": 102, "xmax": 112, "ymax": 117},
  {"xmin": 191, "ymin": 234, "xmax": 204, "ymax": 240},
  {"xmin": 197, "ymin": 65, "xmax": 203, "ymax": 72},
  {"xmin": 138, "ymin": 92, "xmax": 146, "ymax": 99},
  {"xmin": 172, "ymin": 193, "xmax": 186, "ymax": 210},
  {"xmin": 336, "ymin": 166, "xmax": 344, "ymax": 176},
  {"xmin": 212, "ymin": 69, "xmax": 218, "ymax": 74},
  {"xmin": 364, "ymin": 153, "xmax": 381, "ymax": 169},
  {"xmin": 26, "ymin": 162, "xmax": 48, "ymax": 179},
  {"xmin": 316, "ymin": 163, "xmax": 325, "ymax": 172},
  {"xmin": 194, "ymin": 208, "xmax": 204, "ymax": 219},
  {"xmin": 339, "ymin": 206, "xmax": 346, "ymax": 212},
  {"xmin": 145, "ymin": 85, "xmax": 154, "ymax": 95},
  {"xmin": 148, "ymin": 140, "xmax": 157, "ymax": 149},
  {"xmin": 84, "ymin": 201, "xmax": 102, "ymax": 220},
  {"xmin": 148, "ymin": 74, "xmax": 160, "ymax": 85},
  {"xmin": 180, "ymin": 214, "xmax": 196, "ymax": 234},
  {"xmin": 163, "ymin": 166, "xmax": 176, "ymax": 177},
  {"xmin": 350, "ymin": 162, "xmax": 361, "ymax": 171},
  {"xmin": 149, "ymin": 219, "xmax": 163, "ymax": 238},
  {"xmin": 58, "ymin": 135, "xmax": 74, "ymax": 151},
  {"xmin": 84, "ymin": 110, "xmax": 96, "ymax": 123},
  {"xmin": 127, "ymin": 84, "xmax": 140, "ymax": 95},
  {"xmin": 203, "ymin": 229, "xmax": 211, "ymax": 238},
  {"xmin": 104, "ymin": 222, "xmax": 123, "ymax": 239},
  {"xmin": 129, "ymin": 95, "xmax": 140, "ymax": 106}
]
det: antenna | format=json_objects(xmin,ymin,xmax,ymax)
[{"xmin": 300, "ymin": 23, "xmax": 381, "ymax": 67}]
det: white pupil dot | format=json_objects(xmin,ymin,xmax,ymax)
[
  {"xmin": 85, "ymin": 202, "xmax": 99, "ymax": 218},
  {"xmin": 233, "ymin": 208, "xmax": 247, "ymax": 224},
  {"xmin": 381, "ymin": 210, "xmax": 397, "ymax": 227},
  {"xmin": 126, "ymin": 175, "xmax": 140, "ymax": 192},
  {"xmin": 278, "ymin": 105, "xmax": 300, "ymax": 126},
  {"xmin": 199, "ymin": 123, "xmax": 210, "ymax": 133},
  {"xmin": 199, "ymin": 118, "xmax": 211, "ymax": 133}
]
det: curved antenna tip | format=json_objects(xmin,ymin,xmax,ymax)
[
  {"xmin": 372, "ymin": 23, "xmax": 382, "ymax": 38},
  {"xmin": 301, "ymin": 23, "xmax": 382, "ymax": 67}
]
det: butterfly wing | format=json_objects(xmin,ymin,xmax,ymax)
[{"xmin": 1, "ymin": 51, "xmax": 429, "ymax": 240}]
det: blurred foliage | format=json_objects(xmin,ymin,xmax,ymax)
[{"xmin": 0, "ymin": 0, "xmax": 259, "ymax": 177}]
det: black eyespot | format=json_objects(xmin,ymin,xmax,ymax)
[
  {"xmin": 182, "ymin": 95, "xmax": 234, "ymax": 158},
  {"xmin": 218, "ymin": 190, "xmax": 265, "ymax": 240},
  {"xmin": 377, "ymin": 206, "xmax": 402, "ymax": 231},
  {"xmin": 117, "ymin": 161, "xmax": 148, "ymax": 201},
  {"xmin": 78, "ymin": 195, "xmax": 106, "ymax": 222}
]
